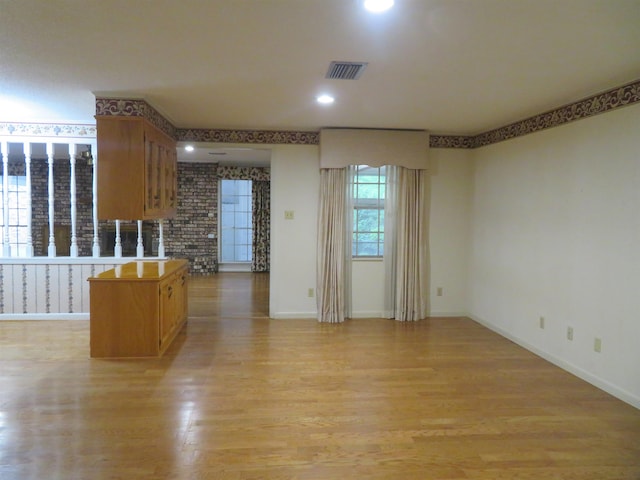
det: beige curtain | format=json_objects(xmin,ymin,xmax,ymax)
[
  {"xmin": 316, "ymin": 168, "xmax": 352, "ymax": 323},
  {"xmin": 384, "ymin": 166, "xmax": 430, "ymax": 321}
]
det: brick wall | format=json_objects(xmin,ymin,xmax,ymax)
[
  {"xmin": 165, "ymin": 162, "xmax": 219, "ymax": 274},
  {"xmin": 15, "ymin": 158, "xmax": 267, "ymax": 275},
  {"xmin": 164, "ymin": 163, "xmax": 270, "ymax": 275},
  {"xmin": 31, "ymin": 157, "xmax": 95, "ymax": 256}
]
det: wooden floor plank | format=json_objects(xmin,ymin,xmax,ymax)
[{"xmin": 1, "ymin": 272, "xmax": 639, "ymax": 479}]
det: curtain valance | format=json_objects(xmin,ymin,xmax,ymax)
[{"xmin": 319, "ymin": 128, "xmax": 429, "ymax": 169}]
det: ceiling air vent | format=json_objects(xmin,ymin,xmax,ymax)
[{"xmin": 325, "ymin": 61, "xmax": 368, "ymax": 80}]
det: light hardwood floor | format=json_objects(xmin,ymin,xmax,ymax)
[{"xmin": 1, "ymin": 273, "xmax": 639, "ymax": 479}]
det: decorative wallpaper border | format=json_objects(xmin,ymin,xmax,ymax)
[
  {"xmin": 95, "ymin": 98, "xmax": 177, "ymax": 139},
  {"xmin": 91, "ymin": 77, "xmax": 640, "ymax": 149},
  {"xmin": 431, "ymin": 79, "xmax": 640, "ymax": 149},
  {"xmin": 429, "ymin": 135, "xmax": 475, "ymax": 149},
  {"xmin": 473, "ymin": 79, "xmax": 640, "ymax": 148},
  {"xmin": 0, "ymin": 122, "xmax": 96, "ymax": 138},
  {"xmin": 216, "ymin": 165, "xmax": 270, "ymax": 181},
  {"xmin": 175, "ymin": 128, "xmax": 319, "ymax": 145}
]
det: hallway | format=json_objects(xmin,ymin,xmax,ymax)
[{"xmin": 189, "ymin": 272, "xmax": 270, "ymax": 319}]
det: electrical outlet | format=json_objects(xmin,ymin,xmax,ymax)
[
  {"xmin": 539, "ymin": 316, "xmax": 545, "ymax": 329},
  {"xmin": 307, "ymin": 288, "xmax": 314, "ymax": 298},
  {"xmin": 436, "ymin": 287, "xmax": 443, "ymax": 297},
  {"xmin": 284, "ymin": 210, "xmax": 295, "ymax": 220},
  {"xmin": 594, "ymin": 338, "xmax": 602, "ymax": 353},
  {"xmin": 567, "ymin": 326, "xmax": 574, "ymax": 341}
]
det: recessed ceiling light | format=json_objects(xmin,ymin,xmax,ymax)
[
  {"xmin": 317, "ymin": 94, "xmax": 335, "ymax": 105},
  {"xmin": 184, "ymin": 145, "xmax": 195, "ymax": 152},
  {"xmin": 364, "ymin": 0, "xmax": 394, "ymax": 13}
]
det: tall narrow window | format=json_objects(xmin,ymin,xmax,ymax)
[
  {"xmin": 0, "ymin": 170, "xmax": 29, "ymax": 257},
  {"xmin": 352, "ymin": 165, "xmax": 386, "ymax": 257},
  {"xmin": 220, "ymin": 179, "xmax": 252, "ymax": 263}
]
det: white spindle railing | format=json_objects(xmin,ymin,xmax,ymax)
[
  {"xmin": 114, "ymin": 219, "xmax": 123, "ymax": 257},
  {"xmin": 46, "ymin": 142, "xmax": 56, "ymax": 257},
  {"xmin": 24, "ymin": 143, "xmax": 34, "ymax": 257},
  {"xmin": 158, "ymin": 218, "xmax": 165, "ymax": 257},
  {"xmin": 0, "ymin": 136, "xmax": 171, "ymax": 320},
  {"xmin": 0, "ymin": 137, "xmax": 169, "ymax": 261},
  {"xmin": 136, "ymin": 220, "xmax": 144, "ymax": 258},
  {"xmin": 68, "ymin": 143, "xmax": 78, "ymax": 257},
  {"xmin": 91, "ymin": 140, "xmax": 100, "ymax": 257},
  {"xmin": 1, "ymin": 140, "xmax": 10, "ymax": 257}
]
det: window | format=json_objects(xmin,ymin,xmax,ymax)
[
  {"xmin": 352, "ymin": 165, "xmax": 385, "ymax": 257},
  {"xmin": 219, "ymin": 179, "xmax": 253, "ymax": 263},
  {"xmin": 0, "ymin": 172, "xmax": 30, "ymax": 257}
]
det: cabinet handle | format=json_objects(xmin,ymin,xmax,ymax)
[{"xmin": 167, "ymin": 286, "xmax": 173, "ymax": 298}]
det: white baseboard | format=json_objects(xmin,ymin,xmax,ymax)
[
  {"xmin": 270, "ymin": 312, "xmax": 317, "ymax": 320},
  {"xmin": 0, "ymin": 313, "xmax": 89, "ymax": 321},
  {"xmin": 218, "ymin": 263, "xmax": 252, "ymax": 272},
  {"xmin": 270, "ymin": 311, "xmax": 471, "ymax": 320},
  {"xmin": 351, "ymin": 310, "xmax": 385, "ymax": 319},
  {"xmin": 470, "ymin": 314, "xmax": 640, "ymax": 410}
]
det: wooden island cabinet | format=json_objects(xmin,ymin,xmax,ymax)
[
  {"xmin": 89, "ymin": 260, "xmax": 188, "ymax": 358},
  {"xmin": 96, "ymin": 116, "xmax": 177, "ymax": 220}
]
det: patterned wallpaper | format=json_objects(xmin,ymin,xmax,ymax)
[
  {"xmin": 0, "ymin": 123, "xmax": 96, "ymax": 138},
  {"xmin": 5, "ymin": 79, "xmax": 638, "ymax": 149},
  {"xmin": 94, "ymin": 98, "xmax": 177, "ymax": 139},
  {"xmin": 430, "ymin": 79, "xmax": 640, "ymax": 149},
  {"xmin": 429, "ymin": 135, "xmax": 476, "ymax": 149},
  {"xmin": 176, "ymin": 128, "xmax": 319, "ymax": 145}
]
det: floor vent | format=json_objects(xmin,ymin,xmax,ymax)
[{"xmin": 325, "ymin": 61, "xmax": 368, "ymax": 80}]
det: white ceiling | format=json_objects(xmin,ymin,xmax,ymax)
[
  {"xmin": 1, "ymin": 0, "xmax": 639, "ymax": 138},
  {"xmin": 177, "ymin": 144, "xmax": 272, "ymax": 166}
]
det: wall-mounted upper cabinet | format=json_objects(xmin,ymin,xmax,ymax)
[{"xmin": 96, "ymin": 116, "xmax": 177, "ymax": 220}]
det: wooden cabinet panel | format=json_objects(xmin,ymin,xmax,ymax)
[
  {"xmin": 159, "ymin": 274, "xmax": 177, "ymax": 348},
  {"xmin": 97, "ymin": 116, "xmax": 177, "ymax": 220},
  {"xmin": 89, "ymin": 260, "xmax": 188, "ymax": 358}
]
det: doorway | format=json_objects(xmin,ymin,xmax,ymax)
[{"xmin": 219, "ymin": 179, "xmax": 252, "ymax": 272}]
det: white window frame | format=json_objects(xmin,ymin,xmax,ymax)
[
  {"xmin": 219, "ymin": 178, "xmax": 253, "ymax": 264},
  {"xmin": 0, "ymin": 171, "xmax": 30, "ymax": 257},
  {"xmin": 352, "ymin": 165, "xmax": 385, "ymax": 258}
]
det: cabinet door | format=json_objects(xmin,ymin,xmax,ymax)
[
  {"xmin": 98, "ymin": 116, "xmax": 176, "ymax": 220},
  {"xmin": 145, "ymin": 129, "xmax": 164, "ymax": 217},
  {"xmin": 145, "ymin": 133, "xmax": 155, "ymax": 216},
  {"xmin": 159, "ymin": 278, "xmax": 176, "ymax": 348},
  {"xmin": 158, "ymin": 140, "xmax": 177, "ymax": 217},
  {"xmin": 174, "ymin": 269, "xmax": 188, "ymax": 324},
  {"xmin": 97, "ymin": 117, "xmax": 145, "ymax": 220},
  {"xmin": 144, "ymin": 126, "xmax": 177, "ymax": 219}
]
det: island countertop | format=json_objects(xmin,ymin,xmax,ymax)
[{"xmin": 89, "ymin": 259, "xmax": 188, "ymax": 281}]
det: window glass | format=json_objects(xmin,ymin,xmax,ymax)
[
  {"xmin": 352, "ymin": 165, "xmax": 385, "ymax": 257},
  {"xmin": 219, "ymin": 179, "xmax": 253, "ymax": 263},
  {"xmin": 0, "ymin": 173, "xmax": 29, "ymax": 254}
]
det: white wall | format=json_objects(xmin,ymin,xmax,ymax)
[
  {"xmin": 469, "ymin": 103, "xmax": 640, "ymax": 407},
  {"xmin": 269, "ymin": 144, "xmax": 320, "ymax": 318},
  {"xmin": 351, "ymin": 259, "xmax": 385, "ymax": 317},
  {"xmin": 269, "ymin": 143, "xmax": 473, "ymax": 319},
  {"xmin": 349, "ymin": 149, "xmax": 473, "ymax": 318},
  {"xmin": 428, "ymin": 148, "xmax": 473, "ymax": 315}
]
